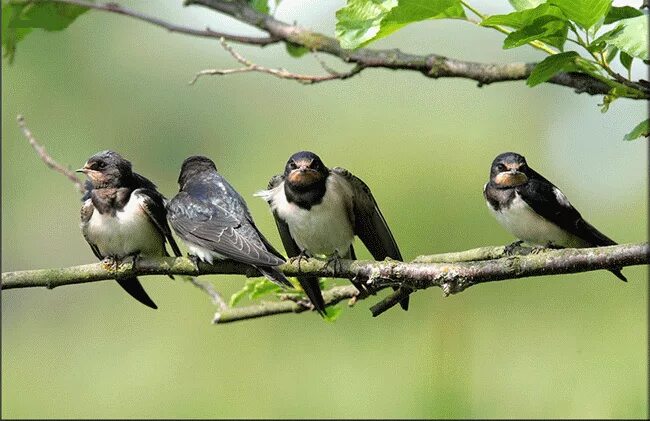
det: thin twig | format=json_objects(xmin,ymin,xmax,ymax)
[
  {"xmin": 42, "ymin": 0, "xmax": 279, "ymax": 46},
  {"xmin": 189, "ymin": 37, "xmax": 363, "ymax": 85},
  {"xmin": 17, "ymin": 115, "xmax": 85, "ymax": 194},
  {"xmin": 188, "ymin": 277, "xmax": 228, "ymax": 310},
  {"xmin": 213, "ymin": 286, "xmax": 358, "ymax": 324}
]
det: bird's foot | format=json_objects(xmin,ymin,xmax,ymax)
[
  {"xmin": 121, "ymin": 254, "xmax": 140, "ymax": 270},
  {"xmin": 289, "ymin": 250, "xmax": 310, "ymax": 272},
  {"xmin": 324, "ymin": 251, "xmax": 343, "ymax": 274},
  {"xmin": 530, "ymin": 245, "xmax": 547, "ymax": 254},
  {"xmin": 101, "ymin": 256, "xmax": 120, "ymax": 272},
  {"xmin": 188, "ymin": 255, "xmax": 202, "ymax": 272},
  {"xmin": 504, "ymin": 240, "xmax": 525, "ymax": 256},
  {"xmin": 531, "ymin": 243, "xmax": 563, "ymax": 254}
]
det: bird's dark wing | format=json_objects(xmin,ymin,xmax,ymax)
[
  {"xmin": 517, "ymin": 177, "xmax": 617, "ymax": 247},
  {"xmin": 331, "ymin": 167, "xmax": 403, "ymax": 261},
  {"xmin": 167, "ymin": 191, "xmax": 284, "ymax": 267},
  {"xmin": 133, "ymin": 188, "xmax": 182, "ymax": 257},
  {"xmin": 80, "ymin": 199, "xmax": 103, "ymax": 260},
  {"xmin": 265, "ymin": 174, "xmax": 326, "ymax": 315},
  {"xmin": 132, "ymin": 171, "xmax": 158, "ymax": 191},
  {"xmin": 265, "ymin": 175, "xmax": 302, "ymax": 258},
  {"xmin": 331, "ymin": 167, "xmax": 409, "ymax": 311}
]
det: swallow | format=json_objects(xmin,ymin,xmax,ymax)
[
  {"xmin": 78, "ymin": 150, "xmax": 182, "ymax": 309},
  {"xmin": 256, "ymin": 151, "xmax": 409, "ymax": 316},
  {"xmin": 484, "ymin": 152, "xmax": 626, "ymax": 282},
  {"xmin": 166, "ymin": 156, "xmax": 291, "ymax": 288}
]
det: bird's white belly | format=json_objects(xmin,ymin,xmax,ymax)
[
  {"xmin": 285, "ymin": 206, "xmax": 354, "ymax": 256},
  {"xmin": 489, "ymin": 194, "xmax": 587, "ymax": 248},
  {"xmin": 277, "ymin": 196, "xmax": 353, "ymax": 257},
  {"xmin": 85, "ymin": 197, "xmax": 163, "ymax": 257}
]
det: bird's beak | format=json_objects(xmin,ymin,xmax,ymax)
[
  {"xmin": 495, "ymin": 168, "xmax": 528, "ymax": 187},
  {"xmin": 76, "ymin": 165, "xmax": 89, "ymax": 174}
]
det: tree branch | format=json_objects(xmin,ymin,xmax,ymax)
[
  {"xmin": 183, "ymin": 0, "xmax": 643, "ymax": 97},
  {"xmin": 47, "ymin": 0, "xmax": 279, "ymax": 46},
  {"xmin": 3, "ymin": 243, "xmax": 647, "ymax": 323},
  {"xmin": 38, "ymin": 0, "xmax": 645, "ymax": 97}
]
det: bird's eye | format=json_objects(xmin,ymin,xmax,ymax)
[
  {"xmin": 96, "ymin": 161, "xmax": 106, "ymax": 169},
  {"xmin": 496, "ymin": 163, "xmax": 506, "ymax": 172},
  {"xmin": 289, "ymin": 161, "xmax": 298, "ymax": 169}
]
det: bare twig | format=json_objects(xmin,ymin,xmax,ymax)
[
  {"xmin": 188, "ymin": 277, "xmax": 228, "ymax": 310},
  {"xmin": 43, "ymin": 0, "xmax": 279, "ymax": 46},
  {"xmin": 189, "ymin": 38, "xmax": 363, "ymax": 85},
  {"xmin": 17, "ymin": 115, "xmax": 85, "ymax": 194},
  {"xmin": 213, "ymin": 286, "xmax": 358, "ymax": 324}
]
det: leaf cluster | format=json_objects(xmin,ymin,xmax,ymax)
[{"xmin": 334, "ymin": 0, "xmax": 649, "ymax": 139}]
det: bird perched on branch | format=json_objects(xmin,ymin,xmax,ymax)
[
  {"xmin": 484, "ymin": 151, "xmax": 627, "ymax": 282},
  {"xmin": 166, "ymin": 156, "xmax": 291, "ymax": 289},
  {"xmin": 78, "ymin": 150, "xmax": 182, "ymax": 309},
  {"xmin": 256, "ymin": 151, "xmax": 409, "ymax": 316}
]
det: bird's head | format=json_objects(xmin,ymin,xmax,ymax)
[
  {"xmin": 490, "ymin": 152, "xmax": 530, "ymax": 188},
  {"xmin": 177, "ymin": 155, "xmax": 218, "ymax": 187},
  {"xmin": 77, "ymin": 150, "xmax": 132, "ymax": 188},
  {"xmin": 283, "ymin": 151, "xmax": 329, "ymax": 190}
]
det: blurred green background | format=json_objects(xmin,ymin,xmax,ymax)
[{"xmin": 2, "ymin": 0, "xmax": 647, "ymax": 418}]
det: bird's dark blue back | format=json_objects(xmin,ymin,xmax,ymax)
[{"xmin": 183, "ymin": 170, "xmax": 252, "ymax": 221}]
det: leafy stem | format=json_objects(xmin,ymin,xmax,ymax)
[
  {"xmin": 460, "ymin": 1, "xmax": 558, "ymax": 55},
  {"xmin": 567, "ymin": 23, "xmax": 645, "ymax": 99}
]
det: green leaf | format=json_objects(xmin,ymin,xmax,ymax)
[
  {"xmin": 548, "ymin": 0, "xmax": 612, "ymax": 29},
  {"xmin": 286, "ymin": 42, "xmax": 308, "ymax": 58},
  {"xmin": 504, "ymin": 16, "xmax": 568, "ymax": 50},
  {"xmin": 482, "ymin": 3, "xmax": 566, "ymax": 28},
  {"xmin": 619, "ymin": 50, "xmax": 633, "ymax": 72},
  {"xmin": 249, "ymin": 279, "xmax": 282, "ymax": 300},
  {"xmin": 606, "ymin": 16, "xmax": 649, "ymax": 60},
  {"xmin": 335, "ymin": 0, "xmax": 397, "ymax": 50},
  {"xmin": 599, "ymin": 87, "xmax": 625, "ymax": 112},
  {"xmin": 2, "ymin": 0, "xmax": 91, "ymax": 63},
  {"xmin": 508, "ymin": 0, "xmax": 544, "ymax": 11},
  {"xmin": 587, "ymin": 24, "xmax": 623, "ymax": 52},
  {"xmin": 322, "ymin": 305, "xmax": 343, "ymax": 322},
  {"xmin": 374, "ymin": 0, "xmax": 466, "ymax": 41},
  {"xmin": 482, "ymin": 3, "xmax": 569, "ymax": 50},
  {"xmin": 13, "ymin": 1, "xmax": 90, "ymax": 30},
  {"xmin": 335, "ymin": 0, "xmax": 465, "ymax": 50},
  {"xmin": 603, "ymin": 6, "xmax": 643, "ymax": 25},
  {"xmin": 623, "ymin": 119, "xmax": 649, "ymax": 141},
  {"xmin": 2, "ymin": 2, "xmax": 31, "ymax": 63},
  {"xmin": 229, "ymin": 279, "xmax": 256, "ymax": 307},
  {"xmin": 248, "ymin": 0, "xmax": 269, "ymax": 14},
  {"xmin": 604, "ymin": 45, "xmax": 618, "ymax": 63},
  {"xmin": 527, "ymin": 51, "xmax": 580, "ymax": 86}
]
